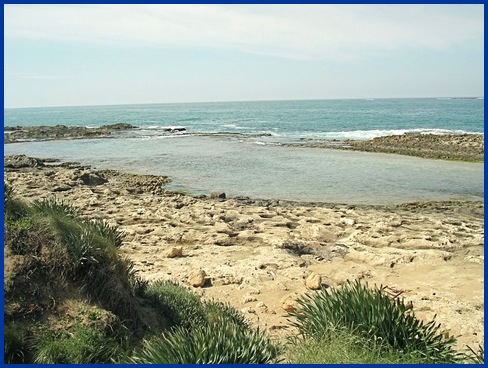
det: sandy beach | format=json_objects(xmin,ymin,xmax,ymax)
[{"xmin": 4, "ymin": 154, "xmax": 484, "ymax": 350}]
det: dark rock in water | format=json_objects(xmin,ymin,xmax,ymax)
[
  {"xmin": 163, "ymin": 127, "xmax": 186, "ymax": 133},
  {"xmin": 211, "ymin": 192, "xmax": 226, "ymax": 200},
  {"xmin": 4, "ymin": 155, "xmax": 45, "ymax": 169},
  {"xmin": 79, "ymin": 172, "xmax": 108, "ymax": 186},
  {"xmin": 4, "ymin": 123, "xmax": 137, "ymax": 143},
  {"xmin": 100, "ymin": 123, "xmax": 137, "ymax": 130}
]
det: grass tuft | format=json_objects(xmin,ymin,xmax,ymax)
[
  {"xmin": 34, "ymin": 325, "xmax": 122, "ymax": 364},
  {"xmin": 289, "ymin": 280, "xmax": 462, "ymax": 363},
  {"xmin": 123, "ymin": 315, "xmax": 280, "ymax": 364},
  {"xmin": 143, "ymin": 280, "xmax": 205, "ymax": 329},
  {"xmin": 287, "ymin": 329, "xmax": 433, "ymax": 364},
  {"xmin": 4, "ymin": 322, "xmax": 32, "ymax": 364}
]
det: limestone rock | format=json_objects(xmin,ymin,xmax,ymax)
[
  {"xmin": 164, "ymin": 246, "xmax": 183, "ymax": 258},
  {"xmin": 341, "ymin": 217, "xmax": 355, "ymax": 226},
  {"xmin": 242, "ymin": 294, "xmax": 258, "ymax": 303},
  {"xmin": 281, "ymin": 292, "xmax": 301, "ymax": 313},
  {"xmin": 52, "ymin": 185, "xmax": 71, "ymax": 192},
  {"xmin": 79, "ymin": 171, "xmax": 107, "ymax": 186},
  {"xmin": 305, "ymin": 273, "xmax": 322, "ymax": 290},
  {"xmin": 296, "ymin": 223, "xmax": 338, "ymax": 243},
  {"xmin": 4, "ymin": 155, "xmax": 45, "ymax": 168},
  {"xmin": 210, "ymin": 192, "xmax": 226, "ymax": 199},
  {"xmin": 188, "ymin": 269, "xmax": 206, "ymax": 287}
]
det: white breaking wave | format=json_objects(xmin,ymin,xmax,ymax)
[{"xmin": 222, "ymin": 124, "xmax": 247, "ymax": 130}]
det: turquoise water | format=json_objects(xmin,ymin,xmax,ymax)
[
  {"xmin": 4, "ymin": 98, "xmax": 484, "ymax": 141},
  {"xmin": 3, "ymin": 98, "xmax": 484, "ymax": 204}
]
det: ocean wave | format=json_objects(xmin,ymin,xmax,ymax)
[
  {"xmin": 112, "ymin": 125, "xmax": 483, "ymax": 142},
  {"xmin": 222, "ymin": 124, "xmax": 247, "ymax": 130}
]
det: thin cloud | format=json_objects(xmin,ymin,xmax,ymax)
[{"xmin": 4, "ymin": 4, "xmax": 483, "ymax": 61}]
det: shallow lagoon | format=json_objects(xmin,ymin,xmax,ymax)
[{"xmin": 4, "ymin": 135, "xmax": 484, "ymax": 205}]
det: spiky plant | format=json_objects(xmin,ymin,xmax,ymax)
[
  {"xmin": 286, "ymin": 328, "xmax": 434, "ymax": 364},
  {"xmin": 143, "ymin": 280, "xmax": 206, "ymax": 329},
  {"xmin": 32, "ymin": 197, "xmax": 79, "ymax": 219},
  {"xmin": 34, "ymin": 326, "xmax": 122, "ymax": 364},
  {"xmin": 22, "ymin": 196, "xmax": 142, "ymax": 327},
  {"xmin": 289, "ymin": 280, "xmax": 461, "ymax": 363},
  {"xmin": 4, "ymin": 322, "xmax": 32, "ymax": 364},
  {"xmin": 123, "ymin": 315, "xmax": 281, "ymax": 364},
  {"xmin": 86, "ymin": 219, "xmax": 125, "ymax": 248},
  {"xmin": 464, "ymin": 344, "xmax": 484, "ymax": 364},
  {"xmin": 4, "ymin": 182, "xmax": 30, "ymax": 221},
  {"xmin": 203, "ymin": 300, "xmax": 249, "ymax": 328}
]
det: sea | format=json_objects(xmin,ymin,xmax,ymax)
[{"xmin": 4, "ymin": 98, "xmax": 484, "ymax": 205}]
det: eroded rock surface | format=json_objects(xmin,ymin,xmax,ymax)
[{"xmin": 4, "ymin": 156, "xmax": 484, "ymax": 349}]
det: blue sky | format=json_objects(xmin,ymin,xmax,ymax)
[{"xmin": 4, "ymin": 4, "xmax": 484, "ymax": 108}]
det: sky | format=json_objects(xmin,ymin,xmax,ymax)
[{"xmin": 4, "ymin": 4, "xmax": 484, "ymax": 108}]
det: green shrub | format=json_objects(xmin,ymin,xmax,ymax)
[
  {"xmin": 30, "ymin": 199, "xmax": 121, "ymax": 271},
  {"xmin": 123, "ymin": 315, "xmax": 280, "ymax": 364},
  {"xmin": 130, "ymin": 283, "xmax": 281, "ymax": 364},
  {"xmin": 31, "ymin": 197, "xmax": 79, "ymax": 219},
  {"xmin": 4, "ymin": 322, "xmax": 32, "ymax": 364},
  {"xmin": 9, "ymin": 196, "xmax": 142, "ymax": 328},
  {"xmin": 86, "ymin": 219, "xmax": 125, "ymax": 248},
  {"xmin": 287, "ymin": 329, "xmax": 435, "ymax": 364},
  {"xmin": 65, "ymin": 229, "xmax": 102, "ymax": 269},
  {"xmin": 4, "ymin": 219, "xmax": 39, "ymax": 255},
  {"xmin": 80, "ymin": 256, "xmax": 141, "ymax": 327},
  {"xmin": 202, "ymin": 300, "xmax": 250, "ymax": 328},
  {"xmin": 4, "ymin": 181, "xmax": 14, "ymax": 201},
  {"xmin": 4, "ymin": 182, "xmax": 30, "ymax": 221},
  {"xmin": 289, "ymin": 280, "xmax": 461, "ymax": 363},
  {"xmin": 143, "ymin": 280, "xmax": 205, "ymax": 329},
  {"xmin": 34, "ymin": 325, "xmax": 122, "ymax": 364}
]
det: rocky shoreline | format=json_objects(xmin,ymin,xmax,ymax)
[
  {"xmin": 4, "ymin": 124, "xmax": 484, "ymax": 161},
  {"xmin": 344, "ymin": 133, "xmax": 484, "ymax": 161},
  {"xmin": 296, "ymin": 133, "xmax": 484, "ymax": 161},
  {"xmin": 4, "ymin": 123, "xmax": 136, "ymax": 143},
  {"xmin": 4, "ymin": 155, "xmax": 484, "ymax": 349}
]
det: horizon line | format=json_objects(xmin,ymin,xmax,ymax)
[{"xmin": 4, "ymin": 96, "xmax": 484, "ymax": 110}]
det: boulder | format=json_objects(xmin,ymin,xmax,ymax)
[
  {"xmin": 281, "ymin": 292, "xmax": 301, "ymax": 313},
  {"xmin": 188, "ymin": 269, "xmax": 206, "ymax": 288},
  {"xmin": 164, "ymin": 247, "xmax": 183, "ymax": 258},
  {"xmin": 210, "ymin": 192, "xmax": 226, "ymax": 200},
  {"xmin": 79, "ymin": 171, "xmax": 107, "ymax": 186},
  {"xmin": 4, "ymin": 155, "xmax": 45, "ymax": 169},
  {"xmin": 305, "ymin": 273, "xmax": 322, "ymax": 290}
]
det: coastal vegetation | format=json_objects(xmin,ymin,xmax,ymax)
[{"xmin": 3, "ymin": 184, "xmax": 483, "ymax": 364}]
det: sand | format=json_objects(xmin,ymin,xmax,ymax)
[{"xmin": 4, "ymin": 155, "xmax": 484, "ymax": 350}]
